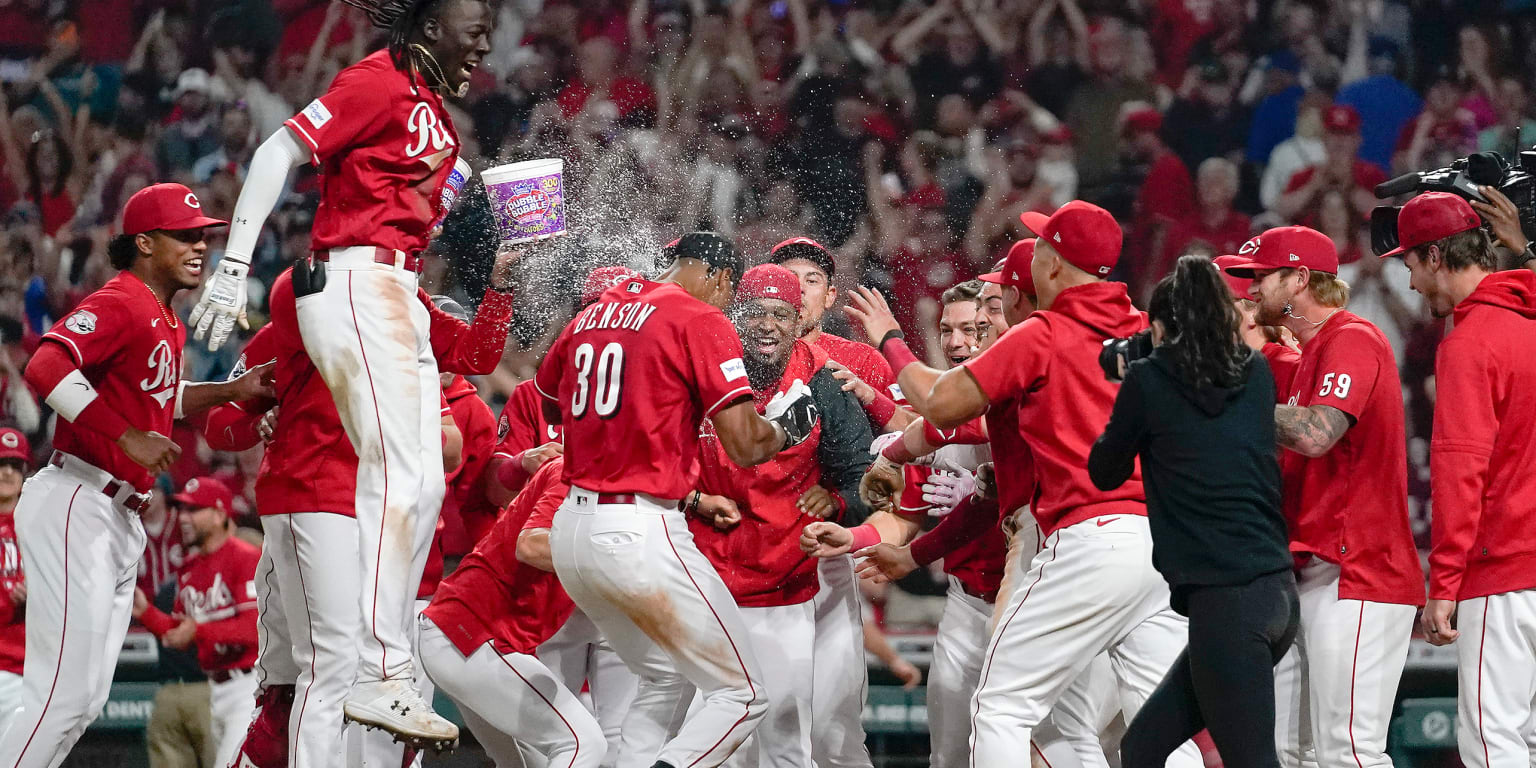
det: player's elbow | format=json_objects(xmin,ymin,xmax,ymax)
[
  {"xmin": 515, "ymin": 530, "xmax": 555, "ymax": 572},
  {"xmin": 923, "ymin": 370, "xmax": 986, "ymax": 429}
]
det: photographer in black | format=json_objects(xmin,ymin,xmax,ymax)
[{"xmin": 1088, "ymin": 255, "xmax": 1298, "ymax": 768}]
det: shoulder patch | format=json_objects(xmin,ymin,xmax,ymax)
[
  {"xmin": 302, "ymin": 99, "xmax": 333, "ymax": 128},
  {"xmin": 64, "ymin": 310, "xmax": 97, "ymax": 335},
  {"xmin": 719, "ymin": 358, "xmax": 747, "ymax": 382},
  {"xmin": 497, "ymin": 414, "xmax": 510, "ymax": 441},
  {"xmin": 228, "ymin": 354, "xmax": 248, "ymax": 382}
]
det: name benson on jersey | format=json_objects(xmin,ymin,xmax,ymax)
[{"xmin": 570, "ymin": 298, "xmax": 659, "ymax": 335}]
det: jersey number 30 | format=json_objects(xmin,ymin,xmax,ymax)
[{"xmin": 572, "ymin": 342, "xmax": 625, "ymax": 418}]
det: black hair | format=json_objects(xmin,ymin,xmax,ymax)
[
  {"xmin": 340, "ymin": 0, "xmax": 458, "ymax": 71},
  {"xmin": 26, "ymin": 130, "xmax": 71, "ymax": 201},
  {"xmin": 1421, "ymin": 229, "xmax": 1497, "ymax": 272},
  {"xmin": 107, "ymin": 234, "xmax": 142, "ymax": 271},
  {"xmin": 1148, "ymin": 255, "xmax": 1249, "ymax": 391}
]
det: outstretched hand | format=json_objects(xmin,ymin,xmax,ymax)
[{"xmin": 842, "ymin": 287, "xmax": 902, "ymax": 346}]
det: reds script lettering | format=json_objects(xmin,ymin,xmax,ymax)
[
  {"xmin": 180, "ymin": 572, "xmax": 240, "ymax": 624},
  {"xmin": 140, "ymin": 339, "xmax": 178, "ymax": 407},
  {"xmin": 570, "ymin": 301, "xmax": 659, "ymax": 335},
  {"xmin": 405, "ymin": 102, "xmax": 455, "ymax": 171}
]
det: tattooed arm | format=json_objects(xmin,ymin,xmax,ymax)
[{"xmin": 1274, "ymin": 404, "xmax": 1353, "ymax": 458}]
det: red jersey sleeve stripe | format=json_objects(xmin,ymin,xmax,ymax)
[
  {"xmin": 281, "ymin": 119, "xmax": 322, "ymax": 164},
  {"xmin": 532, "ymin": 377, "xmax": 558, "ymax": 402},
  {"xmin": 40, "ymin": 333, "xmax": 83, "ymax": 367},
  {"xmin": 705, "ymin": 385, "xmax": 753, "ymax": 417}
]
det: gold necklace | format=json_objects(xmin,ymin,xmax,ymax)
[{"xmin": 134, "ymin": 274, "xmax": 178, "ymax": 329}]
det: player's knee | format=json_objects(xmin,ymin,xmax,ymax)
[{"xmin": 567, "ymin": 713, "xmax": 607, "ymax": 768}]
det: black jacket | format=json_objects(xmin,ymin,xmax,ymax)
[
  {"xmin": 1088, "ymin": 347, "xmax": 1290, "ymax": 592},
  {"xmin": 808, "ymin": 365, "xmax": 875, "ymax": 525}
]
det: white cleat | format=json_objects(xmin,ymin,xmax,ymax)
[{"xmin": 343, "ymin": 679, "xmax": 459, "ymax": 750}]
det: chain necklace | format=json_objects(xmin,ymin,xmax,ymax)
[
  {"xmin": 133, "ymin": 273, "xmax": 178, "ymax": 329},
  {"xmin": 409, "ymin": 43, "xmax": 467, "ymax": 98}
]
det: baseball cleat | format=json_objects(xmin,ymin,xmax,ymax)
[{"xmin": 343, "ymin": 679, "xmax": 459, "ymax": 749}]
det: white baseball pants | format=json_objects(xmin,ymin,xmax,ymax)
[
  {"xmin": 349, "ymin": 598, "xmax": 437, "ymax": 768},
  {"xmin": 0, "ymin": 463, "xmax": 145, "ymax": 768},
  {"xmin": 710, "ymin": 601, "xmax": 817, "ymax": 768},
  {"xmin": 811, "ymin": 555, "xmax": 873, "ymax": 768},
  {"xmin": 297, "ymin": 248, "xmax": 446, "ymax": 686},
  {"xmin": 419, "ymin": 614, "xmax": 606, "ymax": 768},
  {"xmin": 551, "ymin": 491, "xmax": 767, "ymax": 768},
  {"xmin": 0, "ymin": 671, "xmax": 22, "ymax": 744},
  {"xmin": 253, "ymin": 512, "xmax": 362, "ymax": 768},
  {"xmin": 929, "ymin": 577, "xmax": 992, "ymax": 768},
  {"xmin": 1455, "ymin": 589, "xmax": 1536, "ymax": 768},
  {"xmin": 539, "ymin": 610, "xmax": 643, "ymax": 767},
  {"xmin": 969, "ymin": 514, "xmax": 1200, "ymax": 768},
  {"xmin": 210, "ymin": 669, "xmax": 259, "ymax": 768},
  {"xmin": 1273, "ymin": 559, "xmax": 1414, "ymax": 768}
]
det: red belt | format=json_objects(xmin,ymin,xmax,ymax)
[
  {"xmin": 311, "ymin": 247, "xmax": 423, "ymax": 274},
  {"xmin": 597, "ymin": 494, "xmax": 636, "ymax": 505},
  {"xmin": 49, "ymin": 452, "xmax": 151, "ymax": 514},
  {"xmin": 209, "ymin": 667, "xmax": 254, "ymax": 684}
]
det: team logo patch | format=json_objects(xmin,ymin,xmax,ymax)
[
  {"xmin": 1098, "ymin": 265, "xmax": 1111, "ymax": 275},
  {"xmin": 1239, "ymin": 236, "xmax": 1261, "ymax": 255},
  {"xmin": 228, "ymin": 355, "xmax": 248, "ymax": 381},
  {"xmin": 302, "ymin": 99, "xmax": 332, "ymax": 128},
  {"xmin": 64, "ymin": 310, "xmax": 97, "ymax": 335},
  {"xmin": 626, "ymin": 281, "xmax": 642, "ymax": 293},
  {"xmin": 888, "ymin": 383, "xmax": 904, "ymax": 401},
  {"xmin": 719, "ymin": 358, "xmax": 747, "ymax": 382},
  {"xmin": 0, "ymin": 433, "xmax": 16, "ymax": 448},
  {"xmin": 186, "ymin": 478, "xmax": 200, "ymax": 493},
  {"xmin": 497, "ymin": 414, "xmax": 510, "ymax": 441},
  {"xmin": 1288, "ymin": 253, "xmax": 1300, "ymax": 262},
  {"xmin": 184, "ymin": 192, "xmax": 201, "ymax": 209}
]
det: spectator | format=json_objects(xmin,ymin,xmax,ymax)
[
  {"xmin": 1161, "ymin": 59, "xmax": 1249, "ymax": 173},
  {"xmin": 892, "ymin": 1, "xmax": 1006, "ymax": 128},
  {"xmin": 1393, "ymin": 68, "xmax": 1478, "ymax": 176},
  {"xmin": 1477, "ymin": 75, "xmax": 1536, "ymax": 159},
  {"xmin": 1066, "ymin": 18, "xmax": 1157, "ymax": 193},
  {"xmin": 1261, "ymin": 94, "xmax": 1329, "ymax": 212},
  {"xmin": 1335, "ymin": 38, "xmax": 1421, "ymax": 172},
  {"xmin": 1023, "ymin": 0, "xmax": 1090, "ymax": 118},
  {"xmin": 192, "ymin": 103, "xmax": 256, "ymax": 184},
  {"xmin": 156, "ymin": 69, "xmax": 222, "ymax": 178},
  {"xmin": 1455, "ymin": 24, "xmax": 1504, "ymax": 130},
  {"xmin": 1323, "ymin": 188, "xmax": 1422, "ymax": 366},
  {"xmin": 1148, "ymin": 158, "xmax": 1251, "ymax": 303},
  {"xmin": 1245, "ymin": 51, "xmax": 1305, "ymax": 167},
  {"xmin": 1275, "ymin": 105, "xmax": 1385, "ymax": 227},
  {"xmin": 1119, "ymin": 106, "xmax": 1195, "ymax": 286},
  {"xmin": 558, "ymin": 36, "xmax": 655, "ymax": 124}
]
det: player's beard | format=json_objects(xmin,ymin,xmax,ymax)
[{"xmin": 745, "ymin": 356, "xmax": 786, "ymax": 393}]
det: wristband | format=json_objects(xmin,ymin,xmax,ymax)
[
  {"xmin": 849, "ymin": 523, "xmax": 881, "ymax": 552},
  {"xmin": 865, "ymin": 392, "xmax": 898, "ymax": 427},
  {"xmin": 880, "ymin": 337, "xmax": 921, "ymax": 377},
  {"xmin": 880, "ymin": 436, "xmax": 918, "ymax": 464},
  {"xmin": 879, "ymin": 329, "xmax": 905, "ymax": 347}
]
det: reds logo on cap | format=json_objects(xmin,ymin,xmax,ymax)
[
  {"xmin": 122, "ymin": 183, "xmax": 228, "ymax": 235},
  {"xmin": 0, "ymin": 434, "xmax": 16, "ymax": 449},
  {"xmin": 1239, "ymin": 236, "xmax": 1261, "ymax": 255},
  {"xmin": 186, "ymin": 478, "xmax": 200, "ymax": 493}
]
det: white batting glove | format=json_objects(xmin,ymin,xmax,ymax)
[
  {"xmin": 921, "ymin": 469, "xmax": 975, "ymax": 516},
  {"xmin": 190, "ymin": 252, "xmax": 251, "ymax": 352},
  {"xmin": 869, "ymin": 431, "xmax": 902, "ymax": 457}
]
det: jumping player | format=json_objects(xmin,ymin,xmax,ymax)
[
  {"xmin": 192, "ymin": 0, "xmax": 494, "ymax": 746},
  {"xmin": 0, "ymin": 428, "xmax": 29, "ymax": 738},
  {"xmin": 7, "ymin": 183, "xmax": 269, "ymax": 768},
  {"xmin": 535, "ymin": 232, "xmax": 816, "ymax": 768},
  {"xmin": 1224, "ymin": 226, "xmax": 1424, "ymax": 768}
]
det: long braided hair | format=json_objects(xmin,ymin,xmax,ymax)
[{"xmin": 337, "ymin": 0, "xmax": 455, "ymax": 90}]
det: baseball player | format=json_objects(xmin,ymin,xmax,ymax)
[
  {"xmin": 1212, "ymin": 254, "xmax": 1302, "ymax": 393},
  {"xmin": 863, "ymin": 202, "xmax": 1199, "ymax": 768},
  {"xmin": 683, "ymin": 264, "xmax": 873, "ymax": 767},
  {"xmin": 203, "ymin": 256, "xmax": 515, "ymax": 768},
  {"xmin": 138, "ymin": 476, "xmax": 187, "ymax": 597},
  {"xmin": 1223, "ymin": 225, "xmax": 1424, "ymax": 768},
  {"xmin": 0, "ymin": 428, "xmax": 28, "ymax": 737},
  {"xmin": 135, "ymin": 476, "xmax": 261, "ymax": 768},
  {"xmin": 193, "ymin": 0, "xmax": 494, "ymax": 744},
  {"xmin": 535, "ymin": 232, "xmax": 816, "ymax": 768},
  {"xmin": 1380, "ymin": 192, "xmax": 1536, "ymax": 767},
  {"xmin": 418, "ymin": 455, "xmax": 608, "ymax": 767},
  {"xmin": 433, "ymin": 295, "xmax": 499, "ymax": 556},
  {"xmin": 6, "ymin": 182, "xmax": 269, "ymax": 767}
]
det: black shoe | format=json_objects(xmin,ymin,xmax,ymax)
[{"xmin": 652, "ymin": 762, "xmax": 677, "ymax": 768}]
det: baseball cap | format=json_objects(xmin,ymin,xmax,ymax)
[
  {"xmin": 122, "ymin": 183, "xmax": 228, "ymax": 235},
  {"xmin": 768, "ymin": 237, "xmax": 835, "ymax": 278},
  {"xmin": 0, "ymin": 428, "xmax": 29, "ymax": 466},
  {"xmin": 581, "ymin": 265, "xmax": 639, "ymax": 305},
  {"xmin": 979, "ymin": 238, "xmax": 1037, "ymax": 295},
  {"xmin": 1221, "ymin": 225, "xmax": 1339, "ymax": 275},
  {"xmin": 1323, "ymin": 104, "xmax": 1361, "ymax": 135},
  {"xmin": 1212, "ymin": 254, "xmax": 1252, "ymax": 296},
  {"xmin": 1120, "ymin": 106, "xmax": 1162, "ymax": 136},
  {"xmin": 1018, "ymin": 201, "xmax": 1123, "ymax": 277},
  {"xmin": 1380, "ymin": 192, "xmax": 1481, "ymax": 258},
  {"xmin": 172, "ymin": 476, "xmax": 234, "ymax": 515},
  {"xmin": 174, "ymin": 68, "xmax": 212, "ymax": 98},
  {"xmin": 735, "ymin": 264, "xmax": 802, "ymax": 311},
  {"xmin": 661, "ymin": 231, "xmax": 743, "ymax": 278}
]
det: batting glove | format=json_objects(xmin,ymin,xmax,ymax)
[
  {"xmin": 190, "ymin": 252, "xmax": 251, "ymax": 352},
  {"xmin": 869, "ymin": 431, "xmax": 903, "ymax": 457},
  {"xmin": 921, "ymin": 469, "xmax": 975, "ymax": 516},
  {"xmin": 766, "ymin": 379, "xmax": 818, "ymax": 450}
]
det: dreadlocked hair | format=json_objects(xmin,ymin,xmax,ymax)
[
  {"xmin": 337, "ymin": 0, "xmax": 447, "ymax": 73},
  {"xmin": 1148, "ymin": 255, "xmax": 1250, "ymax": 392}
]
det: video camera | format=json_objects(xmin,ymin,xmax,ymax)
[
  {"xmin": 1099, "ymin": 330, "xmax": 1154, "ymax": 382},
  {"xmin": 1370, "ymin": 149, "xmax": 1536, "ymax": 256}
]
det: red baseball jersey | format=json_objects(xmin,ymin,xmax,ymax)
[
  {"xmin": 43, "ymin": 273, "xmax": 183, "ymax": 491},
  {"xmin": 963, "ymin": 281, "xmax": 1148, "ymax": 535},
  {"xmin": 285, "ymin": 50, "xmax": 460, "ymax": 255},
  {"xmin": 0, "ymin": 513, "xmax": 24, "ymax": 675},
  {"xmin": 495, "ymin": 380, "xmax": 563, "ymax": 462},
  {"xmin": 692, "ymin": 341, "xmax": 827, "ymax": 607},
  {"xmin": 1262, "ymin": 342, "xmax": 1301, "ymax": 398},
  {"xmin": 442, "ymin": 374, "xmax": 499, "ymax": 554},
  {"xmin": 138, "ymin": 507, "xmax": 187, "ymax": 594},
  {"xmin": 898, "ymin": 450, "xmax": 1006, "ymax": 601},
  {"xmin": 1281, "ymin": 311, "xmax": 1424, "ymax": 605},
  {"xmin": 423, "ymin": 457, "xmax": 575, "ymax": 656},
  {"xmin": 814, "ymin": 331, "xmax": 901, "ymax": 403},
  {"xmin": 175, "ymin": 537, "xmax": 261, "ymax": 673},
  {"xmin": 220, "ymin": 270, "xmax": 512, "ymax": 518},
  {"xmin": 535, "ymin": 279, "xmax": 752, "ymax": 499}
]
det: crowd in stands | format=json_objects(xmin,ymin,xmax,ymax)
[{"xmin": 0, "ymin": 0, "xmax": 1528, "ymax": 597}]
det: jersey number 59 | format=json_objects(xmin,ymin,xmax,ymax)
[
  {"xmin": 1318, "ymin": 372, "xmax": 1351, "ymax": 399},
  {"xmin": 571, "ymin": 342, "xmax": 625, "ymax": 418}
]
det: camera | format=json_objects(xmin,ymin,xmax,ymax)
[
  {"xmin": 1099, "ymin": 330, "xmax": 1154, "ymax": 382},
  {"xmin": 1371, "ymin": 150, "xmax": 1536, "ymax": 256}
]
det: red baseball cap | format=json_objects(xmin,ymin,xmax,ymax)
[
  {"xmin": 1220, "ymin": 225, "xmax": 1339, "ymax": 275},
  {"xmin": 1323, "ymin": 104, "xmax": 1361, "ymax": 134},
  {"xmin": 121, "ymin": 183, "xmax": 227, "ymax": 235},
  {"xmin": 980, "ymin": 239, "xmax": 1038, "ymax": 295},
  {"xmin": 1212, "ymin": 254, "xmax": 1252, "ymax": 296},
  {"xmin": 1019, "ymin": 201, "xmax": 1123, "ymax": 277},
  {"xmin": 1121, "ymin": 107, "xmax": 1162, "ymax": 136},
  {"xmin": 735, "ymin": 264, "xmax": 803, "ymax": 311},
  {"xmin": 1379, "ymin": 192, "xmax": 1481, "ymax": 258},
  {"xmin": 580, "ymin": 265, "xmax": 639, "ymax": 305},
  {"xmin": 172, "ymin": 476, "xmax": 235, "ymax": 515},
  {"xmin": 0, "ymin": 428, "xmax": 29, "ymax": 465}
]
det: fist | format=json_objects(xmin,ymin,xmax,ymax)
[
  {"xmin": 696, "ymin": 493, "xmax": 742, "ymax": 531},
  {"xmin": 797, "ymin": 485, "xmax": 837, "ymax": 519},
  {"xmin": 118, "ymin": 429, "xmax": 181, "ymax": 473},
  {"xmin": 800, "ymin": 521, "xmax": 853, "ymax": 558},
  {"xmin": 859, "ymin": 456, "xmax": 903, "ymax": 512},
  {"xmin": 853, "ymin": 542, "xmax": 918, "ymax": 584},
  {"xmin": 521, "ymin": 441, "xmax": 563, "ymax": 474},
  {"xmin": 973, "ymin": 462, "xmax": 998, "ymax": 502},
  {"xmin": 258, "ymin": 407, "xmax": 279, "ymax": 443}
]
